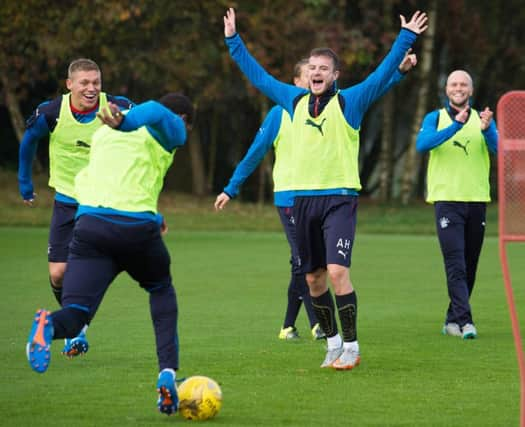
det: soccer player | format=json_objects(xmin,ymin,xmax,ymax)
[
  {"xmin": 223, "ymin": 7, "xmax": 428, "ymax": 369},
  {"xmin": 416, "ymin": 70, "xmax": 498, "ymax": 339},
  {"xmin": 215, "ymin": 51, "xmax": 417, "ymax": 342},
  {"xmin": 215, "ymin": 58, "xmax": 326, "ymax": 341},
  {"xmin": 18, "ymin": 58, "xmax": 134, "ymax": 356},
  {"xmin": 25, "ymin": 93, "xmax": 194, "ymax": 416}
]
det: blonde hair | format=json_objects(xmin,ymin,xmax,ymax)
[{"xmin": 67, "ymin": 58, "xmax": 100, "ymax": 78}]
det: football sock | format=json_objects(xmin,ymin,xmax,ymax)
[
  {"xmin": 327, "ymin": 334, "xmax": 343, "ymax": 350},
  {"xmin": 311, "ymin": 290, "xmax": 338, "ymax": 338},
  {"xmin": 150, "ymin": 284, "xmax": 179, "ymax": 371},
  {"xmin": 283, "ymin": 275, "xmax": 303, "ymax": 328},
  {"xmin": 49, "ymin": 276, "xmax": 62, "ymax": 306},
  {"xmin": 51, "ymin": 306, "xmax": 90, "ymax": 339},
  {"xmin": 297, "ymin": 274, "xmax": 321, "ymax": 328},
  {"xmin": 336, "ymin": 291, "xmax": 357, "ymax": 342}
]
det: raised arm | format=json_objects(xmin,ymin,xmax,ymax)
[
  {"xmin": 223, "ymin": 8, "xmax": 306, "ymax": 117},
  {"xmin": 340, "ymin": 11, "xmax": 427, "ymax": 129}
]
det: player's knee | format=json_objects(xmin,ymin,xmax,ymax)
[
  {"xmin": 49, "ymin": 263, "xmax": 67, "ymax": 287},
  {"xmin": 327, "ymin": 264, "xmax": 351, "ymax": 290},
  {"xmin": 306, "ymin": 268, "xmax": 327, "ymax": 293}
]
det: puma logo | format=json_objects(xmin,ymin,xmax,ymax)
[
  {"xmin": 305, "ymin": 118, "xmax": 326, "ymax": 136},
  {"xmin": 453, "ymin": 140, "xmax": 469, "ymax": 155},
  {"xmin": 76, "ymin": 140, "xmax": 91, "ymax": 148}
]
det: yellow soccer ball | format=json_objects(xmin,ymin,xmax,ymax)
[{"xmin": 178, "ymin": 376, "xmax": 222, "ymax": 420}]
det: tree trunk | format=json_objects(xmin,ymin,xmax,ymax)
[
  {"xmin": 399, "ymin": 0, "xmax": 438, "ymax": 205},
  {"xmin": 1, "ymin": 72, "xmax": 45, "ymax": 172},
  {"xmin": 378, "ymin": 92, "xmax": 394, "ymax": 201},
  {"xmin": 188, "ymin": 103, "xmax": 206, "ymax": 196},
  {"xmin": 377, "ymin": 0, "xmax": 395, "ymax": 202},
  {"xmin": 206, "ymin": 107, "xmax": 219, "ymax": 193},
  {"xmin": 1, "ymin": 74, "xmax": 25, "ymax": 142}
]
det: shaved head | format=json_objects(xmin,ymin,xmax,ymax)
[
  {"xmin": 446, "ymin": 69, "xmax": 473, "ymax": 109},
  {"xmin": 446, "ymin": 70, "xmax": 473, "ymax": 88}
]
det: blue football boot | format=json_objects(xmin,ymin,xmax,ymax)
[
  {"xmin": 26, "ymin": 309, "xmax": 53, "ymax": 373},
  {"xmin": 156, "ymin": 368, "xmax": 178, "ymax": 415},
  {"xmin": 62, "ymin": 331, "xmax": 89, "ymax": 358}
]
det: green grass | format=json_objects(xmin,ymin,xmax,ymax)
[
  {"xmin": 0, "ymin": 169, "xmax": 498, "ymax": 235},
  {"xmin": 1, "ymin": 227, "xmax": 523, "ymax": 426}
]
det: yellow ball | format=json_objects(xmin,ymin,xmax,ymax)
[{"xmin": 177, "ymin": 376, "xmax": 222, "ymax": 420}]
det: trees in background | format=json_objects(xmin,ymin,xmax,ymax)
[{"xmin": 1, "ymin": 0, "xmax": 524, "ymax": 202}]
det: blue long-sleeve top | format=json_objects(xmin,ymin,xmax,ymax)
[
  {"xmin": 18, "ymin": 94, "xmax": 134, "ymax": 204},
  {"xmin": 76, "ymin": 100, "xmax": 188, "ymax": 225},
  {"xmin": 225, "ymin": 29, "xmax": 416, "ymax": 126},
  {"xmin": 224, "ymin": 30, "xmax": 414, "ymax": 202},
  {"xmin": 416, "ymin": 102, "xmax": 498, "ymax": 154}
]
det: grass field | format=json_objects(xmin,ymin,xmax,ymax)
[{"xmin": 1, "ymin": 225, "xmax": 524, "ymax": 426}]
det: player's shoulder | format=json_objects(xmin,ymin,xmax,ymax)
[
  {"xmin": 106, "ymin": 94, "xmax": 135, "ymax": 110},
  {"xmin": 26, "ymin": 95, "xmax": 62, "ymax": 129}
]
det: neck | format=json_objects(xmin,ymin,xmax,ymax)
[{"xmin": 70, "ymin": 98, "xmax": 98, "ymax": 114}]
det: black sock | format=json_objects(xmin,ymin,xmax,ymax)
[
  {"xmin": 311, "ymin": 290, "xmax": 338, "ymax": 337},
  {"xmin": 283, "ymin": 275, "xmax": 303, "ymax": 328},
  {"xmin": 150, "ymin": 285, "xmax": 179, "ymax": 371},
  {"xmin": 52, "ymin": 307, "xmax": 90, "ymax": 339},
  {"xmin": 336, "ymin": 291, "xmax": 357, "ymax": 342},
  {"xmin": 49, "ymin": 276, "xmax": 62, "ymax": 306}
]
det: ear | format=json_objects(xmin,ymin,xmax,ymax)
[
  {"xmin": 66, "ymin": 79, "xmax": 73, "ymax": 90},
  {"xmin": 334, "ymin": 70, "xmax": 340, "ymax": 80}
]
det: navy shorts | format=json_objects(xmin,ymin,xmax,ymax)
[
  {"xmin": 276, "ymin": 207, "xmax": 301, "ymax": 274},
  {"xmin": 61, "ymin": 214, "xmax": 172, "ymax": 316},
  {"xmin": 293, "ymin": 195, "xmax": 358, "ymax": 274},
  {"xmin": 48, "ymin": 200, "xmax": 78, "ymax": 262}
]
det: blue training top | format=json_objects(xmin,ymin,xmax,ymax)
[
  {"xmin": 76, "ymin": 100, "xmax": 187, "ymax": 225},
  {"xmin": 18, "ymin": 94, "xmax": 134, "ymax": 203},
  {"xmin": 225, "ymin": 28, "xmax": 417, "ymax": 198},
  {"xmin": 224, "ymin": 29, "xmax": 416, "ymax": 202},
  {"xmin": 416, "ymin": 101, "xmax": 498, "ymax": 154}
]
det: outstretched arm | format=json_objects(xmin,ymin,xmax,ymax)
[
  {"xmin": 216, "ymin": 106, "xmax": 282, "ymax": 212},
  {"xmin": 340, "ymin": 11, "xmax": 427, "ymax": 129},
  {"xmin": 98, "ymin": 101, "xmax": 187, "ymax": 151},
  {"xmin": 224, "ymin": 8, "xmax": 306, "ymax": 117}
]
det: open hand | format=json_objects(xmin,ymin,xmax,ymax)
[
  {"xmin": 224, "ymin": 8, "xmax": 236, "ymax": 37},
  {"xmin": 400, "ymin": 11, "xmax": 428, "ymax": 35}
]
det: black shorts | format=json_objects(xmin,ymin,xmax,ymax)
[
  {"xmin": 293, "ymin": 195, "xmax": 358, "ymax": 273},
  {"xmin": 48, "ymin": 200, "xmax": 78, "ymax": 262},
  {"xmin": 276, "ymin": 206, "xmax": 301, "ymax": 274},
  {"xmin": 61, "ymin": 214, "xmax": 171, "ymax": 315}
]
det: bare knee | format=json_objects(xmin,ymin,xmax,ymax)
[
  {"xmin": 306, "ymin": 268, "xmax": 328, "ymax": 297},
  {"xmin": 327, "ymin": 264, "xmax": 354, "ymax": 294},
  {"xmin": 49, "ymin": 262, "xmax": 67, "ymax": 287}
]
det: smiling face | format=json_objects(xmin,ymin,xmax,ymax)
[
  {"xmin": 308, "ymin": 54, "xmax": 339, "ymax": 96},
  {"xmin": 66, "ymin": 69, "xmax": 102, "ymax": 111},
  {"xmin": 445, "ymin": 70, "xmax": 473, "ymax": 110}
]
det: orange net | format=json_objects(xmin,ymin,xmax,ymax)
[{"xmin": 497, "ymin": 91, "xmax": 525, "ymax": 240}]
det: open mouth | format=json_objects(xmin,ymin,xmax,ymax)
[{"xmin": 311, "ymin": 79, "xmax": 324, "ymax": 91}]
